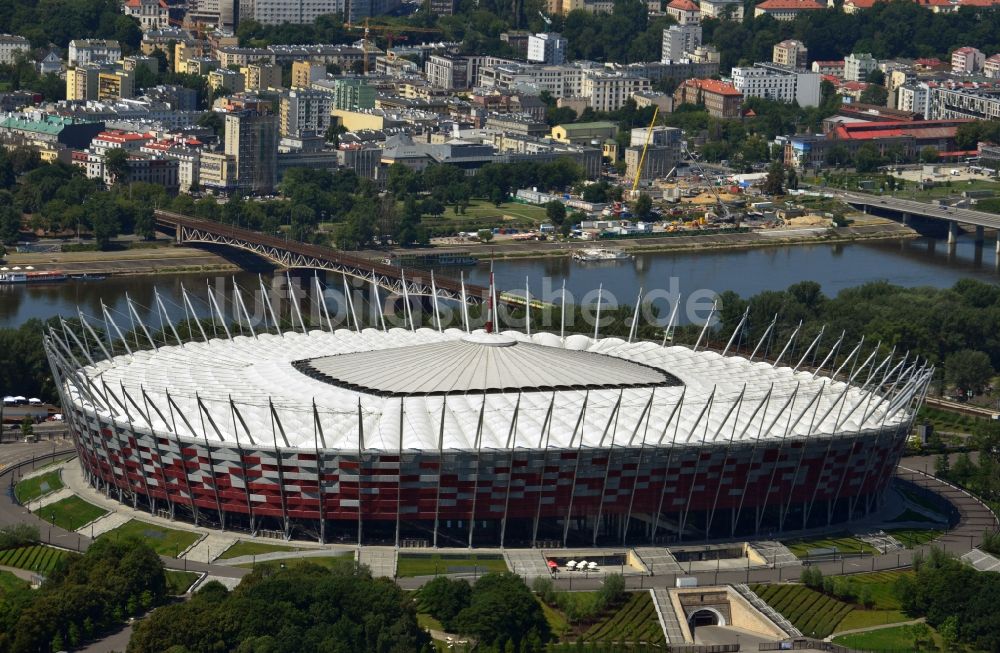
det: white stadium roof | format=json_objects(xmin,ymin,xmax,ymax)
[{"xmin": 71, "ymin": 328, "xmax": 913, "ymax": 451}]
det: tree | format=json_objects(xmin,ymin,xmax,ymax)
[
  {"xmin": 762, "ymin": 160, "xmax": 785, "ymax": 196},
  {"xmin": 104, "ymin": 148, "xmax": 131, "ymax": 186},
  {"xmin": 20, "ymin": 416, "xmax": 33, "ymax": 440},
  {"xmin": 545, "ymin": 200, "xmax": 567, "ymax": 227},
  {"xmin": 0, "ymin": 204, "xmax": 20, "ymax": 244},
  {"xmin": 854, "ymin": 143, "xmax": 884, "ymax": 173},
  {"xmin": 944, "ymin": 349, "xmax": 993, "ymax": 394},
  {"xmin": 324, "ymin": 123, "xmax": 347, "ymax": 147},
  {"xmin": 825, "ymin": 144, "xmax": 852, "ymax": 168},
  {"xmin": 418, "ymin": 577, "xmax": 471, "ymax": 630},
  {"xmin": 859, "ymin": 84, "xmax": 888, "ymax": 106},
  {"xmin": 453, "ymin": 573, "xmax": 550, "ymax": 651},
  {"xmin": 477, "ymin": 228, "xmax": 494, "ymax": 243},
  {"xmin": 786, "ymin": 166, "xmax": 799, "ymax": 191},
  {"xmin": 919, "ymin": 146, "xmax": 940, "ymax": 164},
  {"xmin": 632, "ymin": 193, "xmax": 652, "ymax": 220},
  {"xmin": 197, "ymin": 111, "xmax": 224, "ymax": 137}
]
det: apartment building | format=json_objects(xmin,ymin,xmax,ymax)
[
  {"xmin": 731, "ymin": 63, "xmax": 821, "ymax": 107},
  {"xmin": 984, "ymin": 54, "xmax": 1000, "ymax": 79},
  {"xmin": 242, "ymin": 63, "xmax": 282, "ymax": 91},
  {"xmin": 699, "ymin": 0, "xmax": 743, "ymax": 19},
  {"xmin": 951, "ymin": 46, "xmax": 985, "ymax": 74},
  {"xmin": 753, "ymin": 0, "xmax": 824, "ymax": 20},
  {"xmin": 0, "ymin": 34, "xmax": 30, "ymax": 65},
  {"xmin": 673, "ymin": 78, "xmax": 743, "ymax": 118},
  {"xmin": 245, "ymin": 0, "xmax": 347, "ymax": 25},
  {"xmin": 224, "ymin": 110, "xmax": 278, "ymax": 194},
  {"xmin": 932, "ymin": 87, "xmax": 1000, "ymax": 121},
  {"xmin": 811, "ymin": 60, "xmax": 845, "ymax": 78},
  {"xmin": 68, "ymin": 40, "xmax": 121, "ymax": 66},
  {"xmin": 208, "ymin": 68, "xmax": 245, "ymax": 94},
  {"xmin": 216, "ymin": 47, "xmax": 275, "ymax": 69},
  {"xmin": 666, "ymin": 0, "xmax": 701, "ymax": 24},
  {"xmin": 291, "ymin": 60, "xmax": 325, "ymax": 89},
  {"xmin": 97, "ymin": 71, "xmax": 134, "ymax": 100},
  {"xmin": 773, "ymin": 39, "xmax": 808, "ymax": 70},
  {"xmin": 123, "ymin": 0, "xmax": 170, "ymax": 30},
  {"xmin": 279, "ymin": 89, "xmax": 332, "ymax": 138},
  {"xmin": 896, "ymin": 82, "xmax": 933, "ymax": 118},
  {"xmin": 661, "ymin": 23, "xmax": 701, "ymax": 62},
  {"xmin": 844, "ymin": 53, "xmax": 877, "ymax": 81}
]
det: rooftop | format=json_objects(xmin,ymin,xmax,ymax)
[
  {"xmin": 667, "ymin": 0, "xmax": 701, "ymax": 10},
  {"xmin": 680, "ymin": 78, "xmax": 743, "ymax": 96},
  {"xmin": 756, "ymin": 0, "xmax": 824, "ymax": 8}
]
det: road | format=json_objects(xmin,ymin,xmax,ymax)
[{"xmin": 838, "ymin": 191, "xmax": 1000, "ymax": 231}]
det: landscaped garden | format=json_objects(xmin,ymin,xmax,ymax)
[
  {"xmin": 14, "ymin": 470, "xmax": 63, "ymax": 504},
  {"xmin": 577, "ymin": 591, "xmax": 665, "ymax": 645},
  {"xmin": 100, "ymin": 520, "xmax": 200, "ymax": 557},
  {"xmin": 833, "ymin": 622, "xmax": 941, "ymax": 651},
  {"xmin": 397, "ymin": 553, "xmax": 508, "ymax": 578},
  {"xmin": 217, "ymin": 539, "xmax": 301, "ymax": 560},
  {"xmin": 0, "ymin": 545, "xmax": 75, "ymax": 574},
  {"xmin": 164, "ymin": 570, "xmax": 199, "ymax": 595},
  {"xmin": 782, "ymin": 533, "xmax": 877, "ymax": 559},
  {"xmin": 34, "ymin": 495, "xmax": 107, "ymax": 531},
  {"xmin": 234, "ymin": 554, "xmax": 354, "ymax": 570},
  {"xmin": 752, "ymin": 570, "xmax": 915, "ymax": 637}
]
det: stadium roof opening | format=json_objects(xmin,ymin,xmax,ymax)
[{"xmin": 293, "ymin": 332, "xmax": 681, "ymax": 396}]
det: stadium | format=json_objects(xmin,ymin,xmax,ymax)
[{"xmin": 44, "ymin": 286, "xmax": 932, "ymax": 548}]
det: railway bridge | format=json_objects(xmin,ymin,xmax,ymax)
[{"xmin": 155, "ymin": 210, "xmax": 493, "ymax": 304}]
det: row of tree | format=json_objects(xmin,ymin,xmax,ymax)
[
  {"xmin": 0, "ymin": 537, "xmax": 169, "ymax": 653},
  {"xmin": 128, "ymin": 560, "xmax": 431, "ymax": 652}
]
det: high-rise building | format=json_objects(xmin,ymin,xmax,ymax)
[
  {"xmin": 245, "ymin": 0, "xmax": 346, "ymax": 25},
  {"xmin": 527, "ymin": 33, "xmax": 568, "ymax": 65},
  {"xmin": 772, "ymin": 39, "xmax": 808, "ymax": 70},
  {"xmin": 951, "ymin": 47, "xmax": 985, "ymax": 74},
  {"xmin": 279, "ymin": 89, "xmax": 333, "ymax": 138},
  {"xmin": 98, "ymin": 71, "xmax": 134, "ymax": 100},
  {"xmin": 661, "ymin": 24, "xmax": 701, "ymax": 63},
  {"xmin": 66, "ymin": 65, "xmax": 103, "ymax": 101},
  {"xmin": 224, "ymin": 110, "xmax": 278, "ymax": 195},
  {"xmin": 327, "ymin": 78, "xmax": 376, "ymax": 110}
]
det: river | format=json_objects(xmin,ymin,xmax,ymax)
[{"xmin": 2, "ymin": 234, "xmax": 999, "ymax": 330}]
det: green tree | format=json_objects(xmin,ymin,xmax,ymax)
[
  {"xmin": 854, "ymin": 143, "xmax": 884, "ymax": 173},
  {"xmin": 478, "ymin": 228, "xmax": 494, "ymax": 243},
  {"xmin": 919, "ymin": 146, "xmax": 940, "ymax": 163},
  {"xmin": 453, "ymin": 573, "xmax": 550, "ymax": 651},
  {"xmin": 943, "ymin": 349, "xmax": 993, "ymax": 393},
  {"xmin": 762, "ymin": 160, "xmax": 785, "ymax": 196},
  {"xmin": 0, "ymin": 204, "xmax": 20, "ymax": 244},
  {"xmin": 418, "ymin": 577, "xmax": 472, "ymax": 630},
  {"xmin": 545, "ymin": 200, "xmax": 567, "ymax": 227},
  {"xmin": 632, "ymin": 193, "xmax": 652, "ymax": 220},
  {"xmin": 104, "ymin": 148, "xmax": 131, "ymax": 186}
]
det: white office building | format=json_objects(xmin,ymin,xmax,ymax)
[
  {"xmin": 896, "ymin": 83, "xmax": 933, "ymax": 119},
  {"xmin": 527, "ymin": 33, "xmax": 568, "ymax": 65},
  {"xmin": 731, "ymin": 63, "xmax": 820, "ymax": 107}
]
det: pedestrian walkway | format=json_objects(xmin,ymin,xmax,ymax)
[
  {"xmin": 961, "ymin": 547, "xmax": 1000, "ymax": 571},
  {"xmin": 750, "ymin": 541, "xmax": 799, "ymax": 567},
  {"xmin": 651, "ymin": 588, "xmax": 686, "ymax": 644},
  {"xmin": 504, "ymin": 549, "xmax": 551, "ymax": 579},
  {"xmin": 634, "ymin": 547, "xmax": 683, "ymax": 575},
  {"xmin": 857, "ymin": 531, "xmax": 904, "ymax": 554},
  {"xmin": 25, "ymin": 487, "xmax": 72, "ymax": 512},
  {"xmin": 733, "ymin": 583, "xmax": 802, "ymax": 637},
  {"xmin": 81, "ymin": 511, "xmax": 132, "ymax": 537},
  {"xmin": 184, "ymin": 532, "xmax": 239, "ymax": 563},
  {"xmin": 823, "ymin": 617, "xmax": 925, "ymax": 641},
  {"xmin": 357, "ymin": 547, "xmax": 396, "ymax": 578}
]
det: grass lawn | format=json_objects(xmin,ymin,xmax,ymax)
[
  {"xmin": 439, "ymin": 200, "xmax": 550, "ymax": 225},
  {"xmin": 217, "ymin": 540, "xmax": 301, "ymax": 560},
  {"xmin": 101, "ymin": 520, "xmax": 200, "ymax": 557},
  {"xmin": 538, "ymin": 597, "xmax": 572, "ymax": 639},
  {"xmin": 165, "ymin": 569, "xmax": 199, "ymax": 595},
  {"xmin": 784, "ymin": 534, "xmax": 878, "ymax": 559},
  {"xmin": 417, "ymin": 612, "xmax": 445, "ymax": 632},
  {"xmin": 396, "ymin": 553, "xmax": 508, "ymax": 578},
  {"xmin": 848, "ymin": 571, "xmax": 912, "ymax": 610},
  {"xmin": 15, "ymin": 470, "xmax": 64, "ymax": 504},
  {"xmin": 0, "ymin": 569, "xmax": 30, "ymax": 595},
  {"xmin": 835, "ymin": 609, "xmax": 910, "ymax": 632},
  {"xmin": 36, "ymin": 495, "xmax": 107, "ymax": 531},
  {"xmin": 751, "ymin": 584, "xmax": 854, "ymax": 638},
  {"xmin": 234, "ymin": 554, "xmax": 354, "ymax": 570},
  {"xmin": 833, "ymin": 623, "xmax": 941, "ymax": 651},
  {"xmin": 887, "ymin": 528, "xmax": 943, "ymax": 548}
]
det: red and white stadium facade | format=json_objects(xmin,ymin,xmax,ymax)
[{"xmin": 45, "ymin": 287, "xmax": 930, "ymax": 547}]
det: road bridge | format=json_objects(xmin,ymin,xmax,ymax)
[
  {"xmin": 155, "ymin": 210, "xmax": 493, "ymax": 304},
  {"xmin": 838, "ymin": 191, "xmax": 1000, "ymax": 248}
]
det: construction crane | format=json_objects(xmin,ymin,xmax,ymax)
[
  {"xmin": 344, "ymin": 19, "xmax": 444, "ymax": 74},
  {"xmin": 682, "ymin": 140, "xmax": 739, "ymax": 226},
  {"xmin": 631, "ymin": 105, "xmax": 659, "ymax": 195}
]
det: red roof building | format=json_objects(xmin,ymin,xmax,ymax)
[
  {"xmin": 673, "ymin": 78, "xmax": 743, "ymax": 118},
  {"xmin": 753, "ymin": 0, "xmax": 825, "ymax": 20}
]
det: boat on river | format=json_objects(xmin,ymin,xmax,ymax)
[{"xmin": 572, "ymin": 248, "xmax": 631, "ymax": 263}]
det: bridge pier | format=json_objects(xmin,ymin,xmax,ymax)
[
  {"xmin": 975, "ymin": 225, "xmax": 985, "ymax": 244},
  {"xmin": 947, "ymin": 221, "xmax": 959, "ymax": 246},
  {"xmin": 901, "ymin": 212, "xmax": 910, "ymax": 226},
  {"xmin": 996, "ymin": 236, "xmax": 1000, "ymax": 255}
]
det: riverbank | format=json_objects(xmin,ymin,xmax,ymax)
[
  {"xmin": 0, "ymin": 220, "xmax": 916, "ymax": 277},
  {"xmin": 1, "ymin": 246, "xmax": 241, "ymax": 277},
  {"xmin": 388, "ymin": 221, "xmax": 918, "ymax": 262}
]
